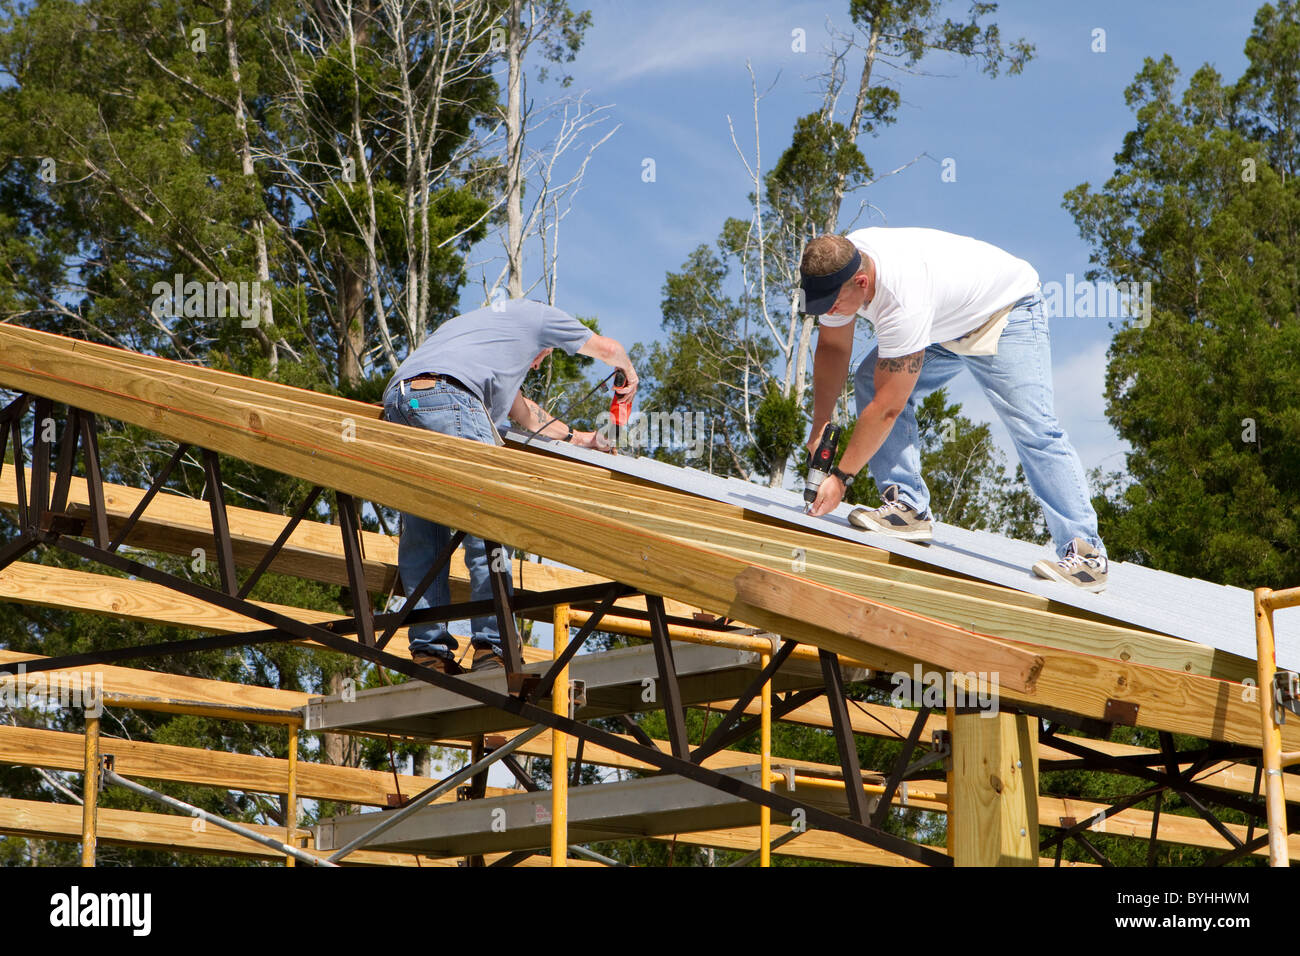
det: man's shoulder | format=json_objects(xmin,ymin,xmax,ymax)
[
  {"xmin": 846, "ymin": 225, "xmax": 957, "ymax": 246},
  {"xmin": 491, "ymin": 297, "xmax": 579, "ymax": 325}
]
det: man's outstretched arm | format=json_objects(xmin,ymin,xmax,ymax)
[
  {"xmin": 507, "ymin": 391, "xmax": 612, "ymax": 451},
  {"xmin": 577, "ymin": 333, "xmax": 639, "ymax": 403},
  {"xmin": 808, "ymin": 349, "xmax": 923, "ymax": 516},
  {"xmin": 806, "ymin": 321, "xmax": 854, "ymax": 456}
]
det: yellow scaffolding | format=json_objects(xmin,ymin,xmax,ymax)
[{"xmin": 1254, "ymin": 584, "xmax": 1300, "ymax": 866}]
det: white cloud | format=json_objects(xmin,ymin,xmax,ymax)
[{"xmin": 578, "ymin": 1, "xmax": 828, "ymax": 86}]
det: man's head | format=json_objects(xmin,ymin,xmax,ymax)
[{"xmin": 799, "ymin": 235, "xmax": 872, "ymax": 317}]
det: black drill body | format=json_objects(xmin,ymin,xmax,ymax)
[{"xmin": 804, "ymin": 423, "xmax": 844, "ymax": 507}]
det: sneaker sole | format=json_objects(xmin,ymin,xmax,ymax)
[
  {"xmin": 412, "ymin": 656, "xmax": 462, "ymax": 675},
  {"xmin": 847, "ymin": 509, "xmax": 934, "ymax": 542},
  {"xmin": 1031, "ymin": 560, "xmax": 1108, "ymax": 593},
  {"xmin": 470, "ymin": 652, "xmax": 505, "ymax": 673}
]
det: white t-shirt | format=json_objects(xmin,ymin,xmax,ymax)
[{"xmin": 819, "ymin": 227, "xmax": 1040, "ymax": 358}]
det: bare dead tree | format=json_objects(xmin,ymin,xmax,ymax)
[{"xmin": 261, "ymin": 0, "xmax": 504, "ymax": 385}]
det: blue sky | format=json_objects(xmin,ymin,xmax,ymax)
[{"xmin": 463, "ymin": 0, "xmax": 1262, "ymax": 478}]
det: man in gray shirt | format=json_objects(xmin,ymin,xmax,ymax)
[{"xmin": 382, "ymin": 299, "xmax": 638, "ymax": 673}]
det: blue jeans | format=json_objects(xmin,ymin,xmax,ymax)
[
  {"xmin": 852, "ymin": 292, "xmax": 1105, "ymax": 559},
  {"xmin": 381, "ymin": 380, "xmax": 512, "ymax": 659}
]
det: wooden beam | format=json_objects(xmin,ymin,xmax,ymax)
[
  {"xmin": 0, "ymin": 326, "xmax": 1043, "ymax": 692},
  {"xmin": 950, "ymin": 711, "xmax": 1039, "ymax": 866},
  {"xmin": 1, "ymin": 721, "xmax": 1272, "ymax": 860},
  {"xmin": 468, "ymin": 727, "xmax": 1279, "ymax": 858},
  {"xmin": 0, "ymin": 327, "xmax": 1279, "ymax": 750},
  {"xmin": 0, "ymin": 797, "xmax": 592, "ymax": 866},
  {"xmin": 0, "ymin": 724, "xmax": 507, "ymax": 807},
  {"xmin": 0, "ymin": 326, "xmax": 1257, "ymax": 683},
  {"xmin": 659, "ymin": 827, "xmax": 1091, "ymax": 867},
  {"xmin": 0, "ymin": 467, "xmax": 710, "ymax": 629},
  {"xmin": 0, "ymin": 559, "xmax": 430, "ymax": 659},
  {"xmin": 713, "ymin": 694, "xmax": 1281, "ymax": 806},
  {"xmin": 0, "ymin": 648, "xmax": 305, "ymax": 721}
]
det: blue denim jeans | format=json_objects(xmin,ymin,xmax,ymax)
[
  {"xmin": 381, "ymin": 380, "xmax": 512, "ymax": 659},
  {"xmin": 852, "ymin": 292, "xmax": 1105, "ymax": 559}
]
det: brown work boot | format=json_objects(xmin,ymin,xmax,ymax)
[
  {"xmin": 411, "ymin": 649, "xmax": 463, "ymax": 675},
  {"xmin": 847, "ymin": 484, "xmax": 933, "ymax": 542},
  {"xmin": 471, "ymin": 645, "xmax": 505, "ymax": 673},
  {"xmin": 1032, "ymin": 538, "xmax": 1108, "ymax": 593}
]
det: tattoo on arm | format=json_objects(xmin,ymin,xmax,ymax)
[{"xmin": 877, "ymin": 351, "xmax": 924, "ymax": 374}]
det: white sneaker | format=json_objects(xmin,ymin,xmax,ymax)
[
  {"xmin": 847, "ymin": 484, "xmax": 933, "ymax": 542},
  {"xmin": 1032, "ymin": 538, "xmax": 1108, "ymax": 593}
]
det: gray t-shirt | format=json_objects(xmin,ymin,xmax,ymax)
[{"xmin": 388, "ymin": 299, "xmax": 594, "ymax": 425}]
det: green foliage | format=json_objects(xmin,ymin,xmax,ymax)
[
  {"xmin": 1065, "ymin": 3, "xmax": 1300, "ymax": 588},
  {"xmin": 847, "ymin": 1, "xmax": 1034, "ymax": 77},
  {"xmin": 748, "ymin": 385, "xmax": 804, "ymax": 480},
  {"xmin": 767, "ymin": 113, "xmax": 872, "ymax": 237},
  {"xmin": 0, "ymin": 0, "xmax": 506, "ymax": 865},
  {"xmin": 642, "ymin": 242, "xmax": 779, "ymax": 474}
]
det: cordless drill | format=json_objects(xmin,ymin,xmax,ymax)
[
  {"xmin": 609, "ymin": 370, "xmax": 630, "ymax": 453},
  {"xmin": 803, "ymin": 423, "xmax": 844, "ymax": 512}
]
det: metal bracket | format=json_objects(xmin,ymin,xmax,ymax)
[
  {"xmin": 931, "ymin": 729, "xmax": 951, "ymax": 757},
  {"xmin": 39, "ymin": 512, "xmax": 87, "ymax": 536},
  {"xmin": 1104, "ymin": 698, "xmax": 1140, "ymax": 727},
  {"xmin": 1274, "ymin": 670, "xmax": 1300, "ymax": 725}
]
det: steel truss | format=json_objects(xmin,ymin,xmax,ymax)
[
  {"xmin": 1037, "ymin": 724, "xmax": 1296, "ymax": 866},
  {"xmin": 0, "ymin": 396, "xmax": 950, "ymax": 866},
  {"xmin": 855, "ymin": 673, "xmax": 1300, "ymax": 867}
]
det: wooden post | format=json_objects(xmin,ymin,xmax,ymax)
[
  {"xmin": 81, "ymin": 715, "xmax": 100, "ymax": 867},
  {"xmin": 950, "ymin": 708, "xmax": 1038, "ymax": 866},
  {"xmin": 551, "ymin": 604, "xmax": 570, "ymax": 866},
  {"xmin": 285, "ymin": 722, "xmax": 299, "ymax": 867},
  {"xmin": 945, "ymin": 706, "xmax": 956, "ymax": 858}
]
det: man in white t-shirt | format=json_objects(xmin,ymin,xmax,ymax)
[{"xmin": 799, "ymin": 227, "xmax": 1108, "ymax": 592}]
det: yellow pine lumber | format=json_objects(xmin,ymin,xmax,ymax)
[
  {"xmin": 465, "ymin": 728, "xmax": 1277, "ymax": 858},
  {"xmin": 0, "ymin": 723, "xmax": 509, "ymax": 807},
  {"xmin": 0, "ymin": 329, "xmax": 1249, "ymax": 683},
  {"xmin": 0, "ymin": 327, "xmax": 1043, "ymax": 691},
  {"xmin": 0, "ymin": 324, "xmax": 1250, "ymax": 670},
  {"xmin": 0, "ymin": 797, "xmax": 590, "ymax": 866},
  {"xmin": 0, "ymin": 469, "xmax": 742, "ymax": 633},
  {"xmin": 0, "ymin": 327, "xmax": 1280, "ymax": 751},
  {"xmin": 71, "ymin": 335, "xmax": 1255, "ymax": 686},
  {"xmin": 5, "ymin": 464, "xmax": 1215, "ymax": 688},
  {"xmin": 714, "ymin": 694, "xmax": 1279, "ymax": 805},
  {"xmin": 0, "ymin": 648, "xmax": 305, "ymax": 721}
]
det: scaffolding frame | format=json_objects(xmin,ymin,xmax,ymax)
[{"xmin": 0, "ymin": 395, "xmax": 950, "ymax": 867}]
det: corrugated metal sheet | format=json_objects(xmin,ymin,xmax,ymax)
[{"xmin": 507, "ymin": 432, "xmax": 1299, "ymax": 668}]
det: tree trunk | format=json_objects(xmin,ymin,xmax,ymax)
[
  {"xmin": 822, "ymin": 24, "xmax": 881, "ymax": 235},
  {"xmin": 505, "ymin": 0, "xmax": 524, "ymax": 298},
  {"xmin": 323, "ymin": 671, "xmax": 359, "ymax": 767},
  {"xmin": 337, "ymin": 258, "xmax": 365, "ymax": 388},
  {"xmin": 224, "ymin": 0, "xmax": 276, "ymax": 368},
  {"xmin": 792, "ymin": 314, "xmax": 817, "ymax": 412}
]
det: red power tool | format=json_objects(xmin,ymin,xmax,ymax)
[{"xmin": 609, "ymin": 370, "xmax": 631, "ymax": 453}]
